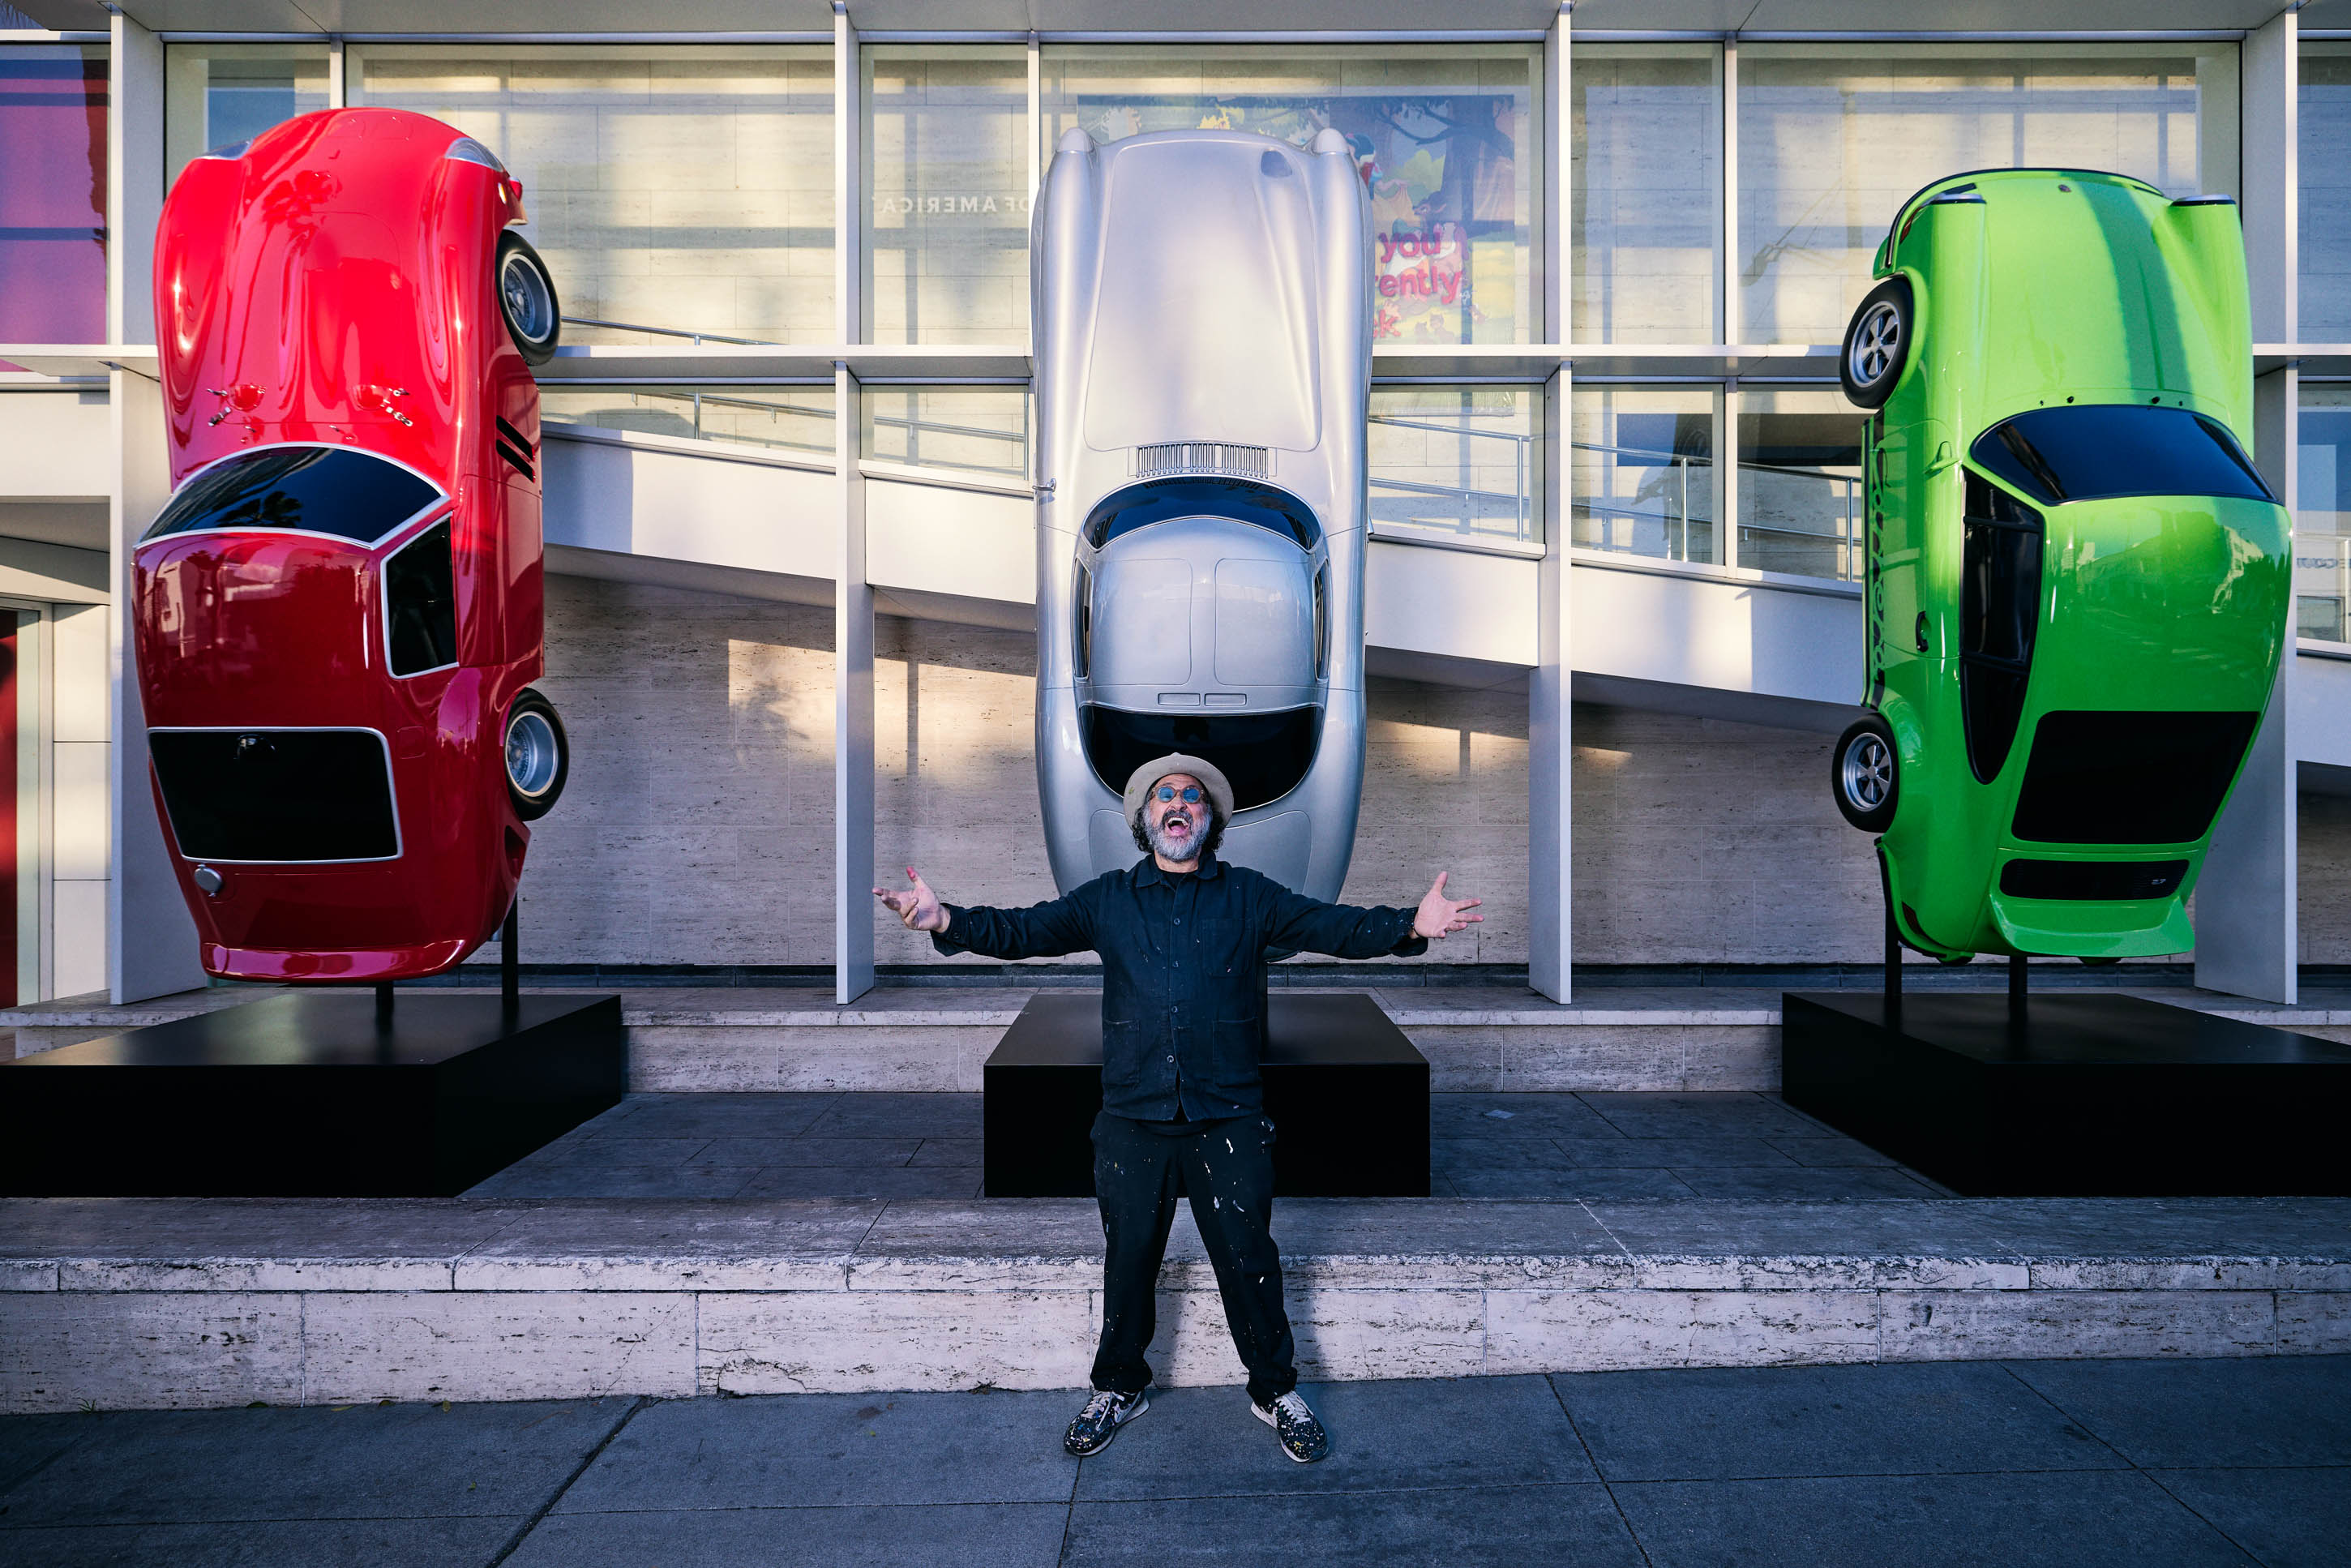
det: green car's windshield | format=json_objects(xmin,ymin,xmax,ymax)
[{"xmin": 1968, "ymin": 405, "xmax": 2272, "ymax": 509}]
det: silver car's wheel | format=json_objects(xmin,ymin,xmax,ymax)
[
  {"xmin": 1831, "ymin": 717, "xmax": 1898, "ymax": 833},
  {"xmin": 503, "ymin": 691, "xmax": 568, "ymax": 820}
]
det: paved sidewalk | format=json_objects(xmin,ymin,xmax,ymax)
[{"xmin": 2, "ymin": 1357, "xmax": 2344, "ymax": 1566}]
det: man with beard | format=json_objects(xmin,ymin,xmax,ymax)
[{"xmin": 873, "ymin": 753, "xmax": 1483, "ymax": 1464}]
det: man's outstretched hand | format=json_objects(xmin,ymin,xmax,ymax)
[
  {"xmin": 874, "ymin": 868, "xmax": 950, "ymax": 933},
  {"xmin": 1413, "ymin": 872, "xmax": 1484, "ymax": 940}
]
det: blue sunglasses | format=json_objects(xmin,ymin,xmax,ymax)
[{"xmin": 1154, "ymin": 786, "xmax": 1204, "ymax": 803}]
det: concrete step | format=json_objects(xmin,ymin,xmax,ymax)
[
  {"xmin": 15, "ymin": 984, "xmax": 2351, "ymax": 1093},
  {"xmin": 3, "ymin": 1193, "xmax": 2345, "ymax": 1412}
]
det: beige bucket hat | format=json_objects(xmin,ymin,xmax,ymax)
[{"xmin": 1121, "ymin": 753, "xmax": 1235, "ymax": 822}]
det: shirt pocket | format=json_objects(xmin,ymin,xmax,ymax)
[{"xmin": 1210, "ymin": 1014, "xmax": 1261, "ymax": 1087}]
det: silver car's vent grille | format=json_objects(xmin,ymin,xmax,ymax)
[{"xmin": 1135, "ymin": 442, "xmax": 1270, "ymax": 479}]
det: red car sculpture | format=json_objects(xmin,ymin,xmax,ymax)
[{"xmin": 137, "ymin": 107, "xmax": 568, "ymax": 983}]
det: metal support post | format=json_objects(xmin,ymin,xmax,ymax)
[{"xmin": 501, "ymin": 901, "xmax": 519, "ymax": 1011}]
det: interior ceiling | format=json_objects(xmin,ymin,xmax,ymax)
[{"xmin": 93, "ymin": 0, "xmax": 2290, "ymax": 35}]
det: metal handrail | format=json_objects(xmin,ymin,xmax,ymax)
[{"xmin": 559, "ymin": 315, "xmax": 780, "ymax": 348}]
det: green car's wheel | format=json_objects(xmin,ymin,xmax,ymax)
[
  {"xmin": 1832, "ymin": 716, "xmax": 1899, "ymax": 833},
  {"xmin": 1840, "ymin": 276, "xmax": 1912, "ymax": 409}
]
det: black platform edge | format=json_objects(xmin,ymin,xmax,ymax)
[
  {"xmin": 1781, "ymin": 989, "xmax": 2351, "ymax": 1198},
  {"xmin": 983, "ymin": 992, "xmax": 1431, "ymax": 1199},
  {"xmin": 373, "ymin": 958, "xmax": 2341, "ymax": 992},
  {"xmin": 0, "ymin": 991, "xmax": 625, "ymax": 1198}
]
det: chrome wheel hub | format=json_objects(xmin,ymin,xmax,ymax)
[
  {"xmin": 1849, "ymin": 300, "xmax": 1902, "ymax": 387},
  {"xmin": 1841, "ymin": 733, "xmax": 1892, "ymax": 811},
  {"xmin": 501, "ymin": 254, "xmax": 555, "ymax": 341},
  {"xmin": 505, "ymin": 710, "xmax": 559, "ymax": 798}
]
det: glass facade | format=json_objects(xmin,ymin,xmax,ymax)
[
  {"xmin": 1042, "ymin": 45, "xmax": 1540, "ymax": 345},
  {"xmin": 539, "ymin": 384, "xmax": 835, "ymax": 457},
  {"xmin": 351, "ymin": 45, "xmax": 834, "ymax": 347},
  {"xmin": 1736, "ymin": 44, "xmax": 2236, "ymax": 345},
  {"xmin": 861, "ymin": 388, "xmax": 1029, "ymax": 478},
  {"xmin": 865, "ymin": 48, "xmax": 1030, "ymax": 346},
  {"xmin": 2299, "ymin": 385, "xmax": 2351, "ymax": 645},
  {"xmin": 1570, "ymin": 386, "xmax": 1719, "ymax": 565},
  {"xmin": 1368, "ymin": 388, "xmax": 1539, "ymax": 546},
  {"xmin": 2303, "ymin": 45, "xmax": 2351, "ymax": 341},
  {"xmin": 0, "ymin": 45, "xmax": 107, "ymax": 345},
  {"xmin": 1572, "ymin": 44, "xmax": 1720, "ymax": 345},
  {"xmin": 164, "ymin": 45, "xmax": 330, "ymax": 180},
  {"xmin": 1735, "ymin": 388, "xmax": 1862, "ymax": 581}
]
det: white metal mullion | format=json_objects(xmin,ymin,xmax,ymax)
[
  {"xmin": 1721, "ymin": 36, "xmax": 1738, "ymax": 349},
  {"xmin": 328, "ymin": 36, "xmax": 346, "ymax": 108},
  {"xmin": 833, "ymin": 8, "xmax": 876, "ymax": 1005}
]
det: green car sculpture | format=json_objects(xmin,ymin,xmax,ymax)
[{"xmin": 1831, "ymin": 168, "xmax": 2290, "ymax": 962}]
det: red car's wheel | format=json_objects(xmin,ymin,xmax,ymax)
[
  {"xmin": 504, "ymin": 689, "xmax": 569, "ymax": 820},
  {"xmin": 497, "ymin": 231, "xmax": 561, "ymax": 366}
]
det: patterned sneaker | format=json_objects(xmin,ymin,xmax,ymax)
[
  {"xmin": 1252, "ymin": 1390, "xmax": 1330, "ymax": 1463},
  {"xmin": 1064, "ymin": 1389, "xmax": 1149, "ymax": 1456}
]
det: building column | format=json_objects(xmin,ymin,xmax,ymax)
[
  {"xmin": 1529, "ymin": 6, "xmax": 1571, "ymax": 1001},
  {"xmin": 832, "ymin": 5, "xmax": 875, "ymax": 1004},
  {"xmin": 2196, "ymin": 12, "xmax": 2297, "ymax": 1004}
]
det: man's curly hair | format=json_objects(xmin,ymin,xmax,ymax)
[{"xmin": 1131, "ymin": 800, "xmax": 1225, "ymax": 859}]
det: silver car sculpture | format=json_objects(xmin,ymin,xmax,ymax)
[{"xmin": 1031, "ymin": 124, "xmax": 1372, "ymax": 900}]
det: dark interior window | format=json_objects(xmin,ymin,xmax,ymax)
[
  {"xmin": 2011, "ymin": 709, "xmax": 2259, "ymax": 846},
  {"xmin": 143, "ymin": 445, "xmax": 444, "ymax": 546},
  {"xmin": 149, "ymin": 730, "xmax": 400, "ymax": 862},
  {"xmin": 1082, "ymin": 478, "xmax": 1321, "ymax": 551},
  {"xmin": 1959, "ymin": 472, "xmax": 2044, "ymax": 782},
  {"xmin": 1082, "ymin": 705, "xmax": 1320, "ymax": 812},
  {"xmin": 1968, "ymin": 405, "xmax": 2272, "ymax": 509},
  {"xmin": 385, "ymin": 520, "xmax": 457, "ymax": 676}
]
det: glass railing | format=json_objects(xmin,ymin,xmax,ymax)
[
  {"xmin": 539, "ymin": 385, "xmax": 1031, "ymax": 479},
  {"xmin": 1368, "ymin": 413, "xmax": 1537, "ymax": 546},
  {"xmin": 1572, "ymin": 440, "xmax": 1860, "ymax": 584}
]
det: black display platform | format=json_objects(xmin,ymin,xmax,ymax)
[
  {"xmin": 1782, "ymin": 989, "xmax": 2351, "ymax": 1196},
  {"xmin": 0, "ymin": 991, "xmax": 624, "ymax": 1197},
  {"xmin": 983, "ymin": 992, "xmax": 1429, "ymax": 1197}
]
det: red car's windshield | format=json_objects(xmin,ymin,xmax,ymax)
[{"xmin": 144, "ymin": 444, "xmax": 444, "ymax": 546}]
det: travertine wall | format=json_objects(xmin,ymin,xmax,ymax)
[{"xmin": 522, "ymin": 576, "xmax": 2351, "ymax": 969}]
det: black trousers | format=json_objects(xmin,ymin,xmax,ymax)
[{"xmin": 1089, "ymin": 1109, "xmax": 1296, "ymax": 1407}]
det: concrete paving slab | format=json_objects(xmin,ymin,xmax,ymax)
[
  {"xmin": 1445, "ymin": 1167, "xmax": 1699, "ymax": 1198},
  {"xmin": 1554, "ymin": 1360, "xmax": 2125, "ymax": 1481},
  {"xmin": 1671, "ymin": 1167, "xmax": 1943, "ymax": 1200},
  {"xmin": 1763, "ymin": 1135, "xmax": 1904, "ymax": 1168},
  {"xmin": 1610, "ymin": 1470, "xmax": 2255, "ymax": 1567},
  {"xmin": 1578, "ymin": 1093, "xmax": 1835, "ymax": 1139},
  {"xmin": 0, "ymin": 1412, "xmax": 92, "ymax": 1494},
  {"xmin": 0, "ymin": 1399, "xmax": 632, "ymax": 1525},
  {"xmin": 1062, "ymin": 1482, "xmax": 1644, "ymax": 1567},
  {"xmin": 850, "ymin": 1200, "xmax": 1107, "ymax": 1290},
  {"xmin": 1557, "ymin": 1136, "xmax": 1801, "ymax": 1168},
  {"xmin": 554, "ymin": 1389, "xmax": 1077, "ymax": 1510},
  {"xmin": 1431, "ymin": 1136, "xmax": 1580, "ymax": 1170},
  {"xmin": 599, "ymin": 1094, "xmax": 841, "ymax": 1138},
  {"xmin": 2146, "ymin": 1466, "xmax": 2351, "ymax": 1568},
  {"xmin": 910, "ymin": 1137, "xmax": 985, "ymax": 1167},
  {"xmin": 738, "ymin": 1167, "xmax": 986, "ymax": 1199},
  {"xmin": 1429, "ymin": 1093, "xmax": 1624, "ymax": 1139},
  {"xmin": 2004, "ymin": 1354, "xmax": 2351, "ymax": 1467},
  {"xmin": 683, "ymin": 1137, "xmax": 922, "ymax": 1168},
  {"xmin": 508, "ymin": 1502, "xmax": 1070, "ymax": 1568},
  {"xmin": 464, "ymin": 1165, "xmax": 761, "ymax": 1199},
  {"xmin": 1070, "ymin": 1377, "xmax": 1599, "ymax": 1499},
  {"xmin": 802, "ymin": 1094, "xmax": 986, "ymax": 1138},
  {"xmin": 0, "ymin": 1517, "xmax": 522, "ymax": 1567},
  {"xmin": 499, "ymin": 1137, "xmax": 717, "ymax": 1171}
]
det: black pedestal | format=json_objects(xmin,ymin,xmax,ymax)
[
  {"xmin": 1782, "ymin": 989, "xmax": 2351, "ymax": 1196},
  {"xmin": 983, "ymin": 992, "xmax": 1429, "ymax": 1197},
  {"xmin": 0, "ymin": 991, "xmax": 625, "ymax": 1197}
]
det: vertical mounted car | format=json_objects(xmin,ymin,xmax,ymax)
[
  {"xmin": 1032, "ymin": 126, "xmax": 1372, "ymax": 898},
  {"xmin": 139, "ymin": 107, "xmax": 568, "ymax": 982},
  {"xmin": 1831, "ymin": 168, "xmax": 2290, "ymax": 961}
]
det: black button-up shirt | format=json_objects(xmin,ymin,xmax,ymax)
[{"xmin": 934, "ymin": 853, "xmax": 1426, "ymax": 1120}]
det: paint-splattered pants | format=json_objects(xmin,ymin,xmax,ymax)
[{"xmin": 1089, "ymin": 1109, "xmax": 1296, "ymax": 1407}]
